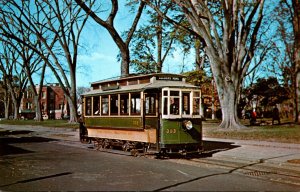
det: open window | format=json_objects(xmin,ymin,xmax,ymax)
[
  {"xmin": 85, "ymin": 97, "xmax": 92, "ymax": 116},
  {"xmin": 163, "ymin": 90, "xmax": 168, "ymax": 115},
  {"xmin": 101, "ymin": 96, "xmax": 109, "ymax": 115},
  {"xmin": 170, "ymin": 91, "xmax": 180, "ymax": 115},
  {"xmin": 161, "ymin": 88, "xmax": 201, "ymax": 118},
  {"xmin": 162, "ymin": 89, "xmax": 180, "ymax": 117},
  {"xmin": 120, "ymin": 94, "xmax": 129, "ymax": 115},
  {"xmin": 110, "ymin": 95, "xmax": 118, "ymax": 115},
  {"xmin": 182, "ymin": 92, "xmax": 191, "ymax": 115},
  {"xmin": 193, "ymin": 91, "xmax": 201, "ymax": 115},
  {"xmin": 93, "ymin": 96, "xmax": 100, "ymax": 115},
  {"xmin": 145, "ymin": 93, "xmax": 156, "ymax": 115},
  {"xmin": 131, "ymin": 93, "xmax": 141, "ymax": 115}
]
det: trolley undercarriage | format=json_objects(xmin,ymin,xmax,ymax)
[{"xmin": 82, "ymin": 136, "xmax": 202, "ymax": 157}]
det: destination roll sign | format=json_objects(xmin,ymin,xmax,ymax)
[{"xmin": 156, "ymin": 76, "xmax": 182, "ymax": 81}]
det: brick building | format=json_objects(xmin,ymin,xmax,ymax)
[
  {"xmin": 201, "ymin": 80, "xmax": 220, "ymax": 119},
  {"xmin": 21, "ymin": 83, "xmax": 68, "ymax": 119}
]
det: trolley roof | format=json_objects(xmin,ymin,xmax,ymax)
[{"xmin": 82, "ymin": 73, "xmax": 199, "ymax": 96}]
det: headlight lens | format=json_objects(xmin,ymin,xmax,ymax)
[{"xmin": 183, "ymin": 120, "xmax": 193, "ymax": 130}]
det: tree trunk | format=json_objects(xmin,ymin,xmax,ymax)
[
  {"xmin": 195, "ymin": 39, "xmax": 204, "ymax": 70},
  {"xmin": 293, "ymin": 0, "xmax": 300, "ymax": 123},
  {"xmin": 4, "ymin": 95, "xmax": 10, "ymax": 119},
  {"xmin": 68, "ymin": 68, "xmax": 78, "ymax": 123},
  {"xmin": 156, "ymin": 15, "xmax": 163, "ymax": 73},
  {"xmin": 120, "ymin": 48, "xmax": 130, "ymax": 76},
  {"xmin": 67, "ymin": 96, "xmax": 77, "ymax": 123},
  {"xmin": 34, "ymin": 63, "xmax": 46, "ymax": 122},
  {"xmin": 13, "ymin": 100, "xmax": 19, "ymax": 120},
  {"xmin": 218, "ymin": 81, "xmax": 246, "ymax": 129},
  {"xmin": 293, "ymin": 67, "xmax": 299, "ymax": 122},
  {"xmin": 211, "ymin": 57, "xmax": 246, "ymax": 129},
  {"xmin": 34, "ymin": 95, "xmax": 43, "ymax": 121},
  {"xmin": 7, "ymin": 84, "xmax": 19, "ymax": 120}
]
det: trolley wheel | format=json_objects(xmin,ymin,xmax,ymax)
[{"xmin": 80, "ymin": 136, "xmax": 91, "ymax": 144}]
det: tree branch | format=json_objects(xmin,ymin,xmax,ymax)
[{"xmin": 125, "ymin": 1, "xmax": 145, "ymax": 46}]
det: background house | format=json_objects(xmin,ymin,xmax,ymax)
[
  {"xmin": 200, "ymin": 80, "xmax": 220, "ymax": 119},
  {"xmin": 20, "ymin": 83, "xmax": 68, "ymax": 119}
]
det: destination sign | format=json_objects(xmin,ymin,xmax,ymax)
[{"xmin": 156, "ymin": 76, "xmax": 182, "ymax": 81}]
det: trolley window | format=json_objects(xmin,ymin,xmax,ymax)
[
  {"xmin": 110, "ymin": 95, "xmax": 118, "ymax": 115},
  {"xmin": 162, "ymin": 88, "xmax": 201, "ymax": 118},
  {"xmin": 162, "ymin": 89, "xmax": 180, "ymax": 116},
  {"xmin": 193, "ymin": 91, "xmax": 201, "ymax": 115},
  {"xmin": 131, "ymin": 93, "xmax": 141, "ymax": 115},
  {"xmin": 93, "ymin": 96, "xmax": 100, "ymax": 115},
  {"xmin": 170, "ymin": 97, "xmax": 179, "ymax": 115},
  {"xmin": 170, "ymin": 91, "xmax": 180, "ymax": 115},
  {"xmin": 163, "ymin": 97, "xmax": 168, "ymax": 115},
  {"xmin": 101, "ymin": 96, "xmax": 109, "ymax": 115},
  {"xmin": 145, "ymin": 94, "xmax": 156, "ymax": 115},
  {"xmin": 85, "ymin": 97, "xmax": 92, "ymax": 116},
  {"xmin": 120, "ymin": 94, "xmax": 129, "ymax": 115},
  {"xmin": 163, "ymin": 90, "xmax": 168, "ymax": 96},
  {"xmin": 182, "ymin": 92, "xmax": 191, "ymax": 115}
]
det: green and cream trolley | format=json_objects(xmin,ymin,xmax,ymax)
[{"xmin": 80, "ymin": 73, "xmax": 202, "ymax": 155}]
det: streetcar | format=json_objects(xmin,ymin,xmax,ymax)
[{"xmin": 80, "ymin": 73, "xmax": 202, "ymax": 156}]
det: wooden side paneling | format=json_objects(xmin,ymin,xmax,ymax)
[{"xmin": 87, "ymin": 128, "xmax": 157, "ymax": 143}]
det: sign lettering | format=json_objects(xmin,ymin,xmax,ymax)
[{"xmin": 157, "ymin": 76, "xmax": 181, "ymax": 81}]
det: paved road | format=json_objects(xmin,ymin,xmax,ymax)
[{"xmin": 0, "ymin": 124, "xmax": 300, "ymax": 191}]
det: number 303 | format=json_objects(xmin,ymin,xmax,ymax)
[{"xmin": 166, "ymin": 128, "xmax": 176, "ymax": 134}]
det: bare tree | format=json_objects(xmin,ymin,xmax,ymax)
[
  {"xmin": 75, "ymin": 0, "xmax": 145, "ymax": 76},
  {"xmin": 270, "ymin": 0, "xmax": 297, "ymax": 122},
  {"xmin": 0, "ymin": 42, "xmax": 28, "ymax": 119},
  {"xmin": 272, "ymin": 0, "xmax": 300, "ymax": 123},
  {"xmin": 0, "ymin": 75, "xmax": 11, "ymax": 119},
  {"xmin": 0, "ymin": 0, "xmax": 94, "ymax": 123},
  {"xmin": 19, "ymin": 44, "xmax": 46, "ymax": 122},
  {"xmin": 145, "ymin": 0, "xmax": 266, "ymax": 129},
  {"xmin": 1, "ymin": 27, "xmax": 47, "ymax": 121}
]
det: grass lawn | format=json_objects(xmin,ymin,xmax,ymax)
[
  {"xmin": 203, "ymin": 119, "xmax": 300, "ymax": 144},
  {"xmin": 0, "ymin": 119, "xmax": 79, "ymax": 129}
]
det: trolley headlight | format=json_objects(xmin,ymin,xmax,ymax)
[{"xmin": 183, "ymin": 120, "xmax": 193, "ymax": 130}]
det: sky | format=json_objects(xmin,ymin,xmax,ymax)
[
  {"xmin": 73, "ymin": 2, "xmax": 195, "ymax": 88},
  {"xmin": 72, "ymin": 1, "xmax": 278, "ymax": 88},
  {"xmin": 76, "ymin": 26, "xmax": 121, "ymax": 87},
  {"xmin": 71, "ymin": 0, "xmax": 285, "ymax": 89}
]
